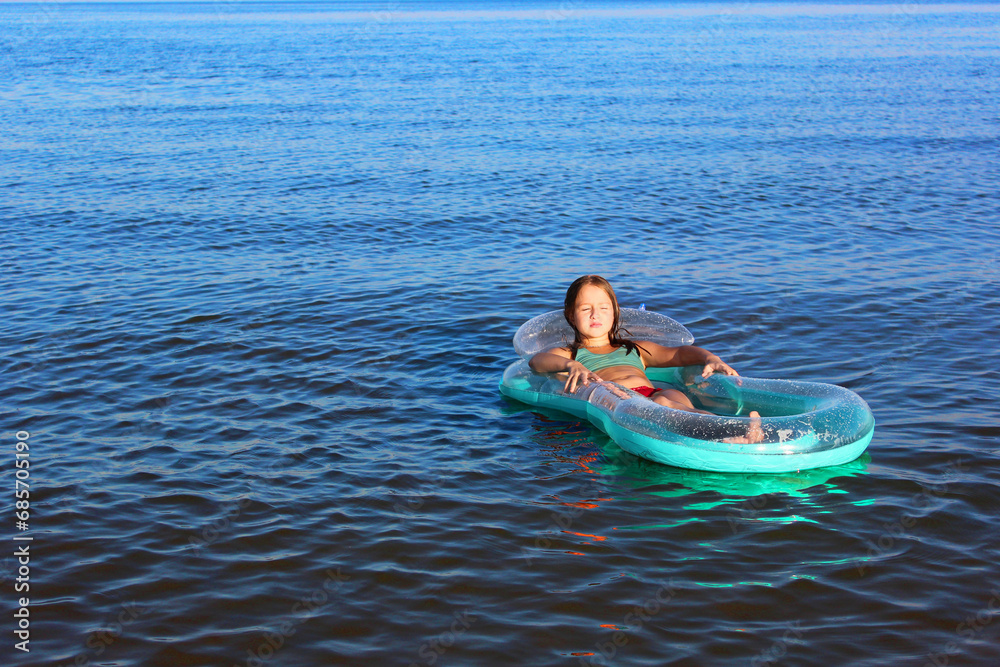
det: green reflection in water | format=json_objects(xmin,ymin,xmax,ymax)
[{"xmin": 598, "ymin": 436, "xmax": 871, "ymax": 500}]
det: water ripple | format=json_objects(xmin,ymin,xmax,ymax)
[{"xmin": 3, "ymin": 3, "xmax": 1000, "ymax": 666}]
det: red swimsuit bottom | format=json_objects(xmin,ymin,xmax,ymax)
[{"xmin": 631, "ymin": 386, "xmax": 663, "ymax": 398}]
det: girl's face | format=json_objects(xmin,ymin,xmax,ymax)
[{"xmin": 572, "ymin": 283, "xmax": 615, "ymax": 341}]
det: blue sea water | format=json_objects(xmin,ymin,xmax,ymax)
[{"xmin": 2, "ymin": 1, "xmax": 1000, "ymax": 665}]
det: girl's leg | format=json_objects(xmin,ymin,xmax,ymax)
[
  {"xmin": 651, "ymin": 389, "xmax": 712, "ymax": 414},
  {"xmin": 654, "ymin": 390, "xmax": 765, "ymax": 442}
]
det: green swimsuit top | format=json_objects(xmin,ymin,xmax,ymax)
[{"xmin": 574, "ymin": 345, "xmax": 646, "ymax": 373}]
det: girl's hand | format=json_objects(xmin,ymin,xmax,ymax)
[
  {"xmin": 701, "ymin": 355, "xmax": 739, "ymax": 378},
  {"xmin": 564, "ymin": 360, "xmax": 601, "ymax": 393}
]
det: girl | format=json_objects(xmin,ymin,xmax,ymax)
[{"xmin": 529, "ymin": 275, "xmax": 763, "ymax": 443}]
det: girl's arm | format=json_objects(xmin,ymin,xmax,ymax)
[
  {"xmin": 638, "ymin": 341, "xmax": 739, "ymax": 378},
  {"xmin": 529, "ymin": 347, "xmax": 601, "ymax": 393}
]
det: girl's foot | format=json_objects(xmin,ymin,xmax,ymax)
[{"xmin": 723, "ymin": 411, "xmax": 765, "ymax": 444}]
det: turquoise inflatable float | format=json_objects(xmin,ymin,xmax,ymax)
[{"xmin": 499, "ymin": 309, "xmax": 874, "ymax": 473}]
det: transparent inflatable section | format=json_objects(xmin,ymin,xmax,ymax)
[
  {"xmin": 512, "ymin": 308, "xmax": 695, "ymax": 359},
  {"xmin": 500, "ymin": 360, "xmax": 874, "ymax": 458}
]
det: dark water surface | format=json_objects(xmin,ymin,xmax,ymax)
[{"xmin": 2, "ymin": 2, "xmax": 1000, "ymax": 665}]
